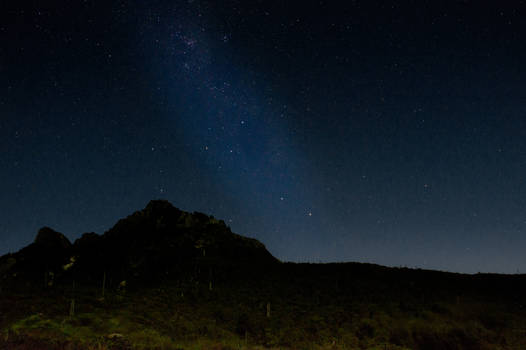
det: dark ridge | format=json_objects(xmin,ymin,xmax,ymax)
[{"xmin": 0, "ymin": 200, "xmax": 278, "ymax": 289}]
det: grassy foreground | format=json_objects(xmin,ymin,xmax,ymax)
[{"xmin": 2, "ymin": 263, "xmax": 526, "ymax": 350}]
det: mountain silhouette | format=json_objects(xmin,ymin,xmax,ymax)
[{"xmin": 0, "ymin": 200, "xmax": 278, "ymax": 289}]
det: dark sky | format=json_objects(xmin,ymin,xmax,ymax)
[{"xmin": 2, "ymin": 1, "xmax": 526, "ymax": 273}]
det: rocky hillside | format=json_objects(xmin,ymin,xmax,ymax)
[{"xmin": 0, "ymin": 200, "xmax": 278, "ymax": 289}]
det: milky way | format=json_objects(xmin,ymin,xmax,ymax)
[{"xmin": 2, "ymin": 1, "xmax": 526, "ymax": 273}]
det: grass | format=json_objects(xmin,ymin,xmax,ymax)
[{"xmin": 2, "ymin": 264, "xmax": 526, "ymax": 349}]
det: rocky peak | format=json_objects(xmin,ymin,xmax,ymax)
[
  {"xmin": 143, "ymin": 199, "xmax": 180, "ymax": 217},
  {"xmin": 1, "ymin": 200, "xmax": 279, "ymax": 287},
  {"xmin": 34, "ymin": 227, "xmax": 72, "ymax": 251}
]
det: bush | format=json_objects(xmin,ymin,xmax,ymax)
[
  {"xmin": 356, "ymin": 319, "xmax": 375, "ymax": 340},
  {"xmin": 389, "ymin": 325, "xmax": 411, "ymax": 346}
]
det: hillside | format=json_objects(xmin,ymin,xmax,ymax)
[
  {"xmin": 0, "ymin": 200, "xmax": 277, "ymax": 289},
  {"xmin": 1, "ymin": 200, "xmax": 526, "ymax": 349}
]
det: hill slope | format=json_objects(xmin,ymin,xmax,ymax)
[{"xmin": 0, "ymin": 200, "xmax": 277, "ymax": 289}]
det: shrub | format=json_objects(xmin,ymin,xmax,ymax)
[{"xmin": 356, "ymin": 319, "xmax": 375, "ymax": 340}]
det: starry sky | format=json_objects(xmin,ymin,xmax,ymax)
[{"xmin": 2, "ymin": 1, "xmax": 526, "ymax": 273}]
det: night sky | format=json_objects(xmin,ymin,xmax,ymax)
[{"xmin": 2, "ymin": 1, "xmax": 526, "ymax": 274}]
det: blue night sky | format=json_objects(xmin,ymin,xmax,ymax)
[{"xmin": 1, "ymin": 1, "xmax": 526, "ymax": 273}]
